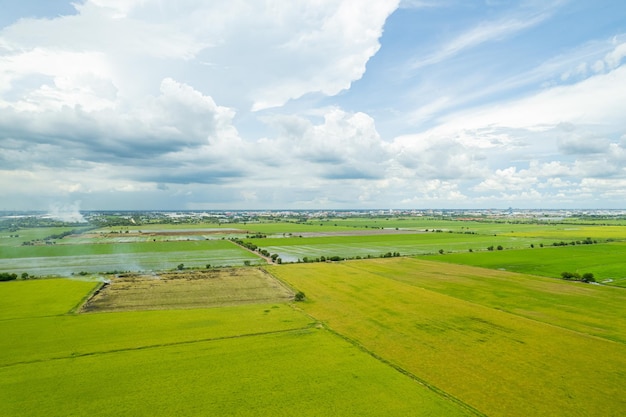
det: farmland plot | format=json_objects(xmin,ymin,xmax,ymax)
[
  {"xmin": 82, "ymin": 268, "xmax": 294, "ymax": 312},
  {"xmin": 422, "ymin": 242, "xmax": 626, "ymax": 287},
  {"xmin": 0, "ymin": 276, "xmax": 475, "ymax": 417},
  {"xmin": 268, "ymin": 260, "xmax": 626, "ymax": 417},
  {"xmin": 252, "ymin": 233, "xmax": 554, "ymax": 262},
  {"xmin": 0, "ymin": 240, "xmax": 262, "ymax": 275}
]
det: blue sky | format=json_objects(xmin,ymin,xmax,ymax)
[{"xmin": 1, "ymin": 0, "xmax": 625, "ymax": 211}]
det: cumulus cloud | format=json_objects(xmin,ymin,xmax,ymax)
[{"xmin": 2, "ymin": 1, "xmax": 626, "ymax": 210}]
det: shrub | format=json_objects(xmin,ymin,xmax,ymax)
[
  {"xmin": 581, "ymin": 273, "xmax": 595, "ymax": 283},
  {"xmin": 294, "ymin": 291, "xmax": 306, "ymax": 301},
  {"xmin": 0, "ymin": 272, "xmax": 17, "ymax": 282},
  {"xmin": 561, "ymin": 271, "xmax": 581, "ymax": 280}
]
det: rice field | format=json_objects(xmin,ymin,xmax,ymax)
[
  {"xmin": 0, "ymin": 240, "xmax": 263, "ymax": 276},
  {"xmin": 0, "ymin": 276, "xmax": 476, "ymax": 417},
  {"xmin": 268, "ymin": 259, "xmax": 626, "ymax": 417},
  {"xmin": 2, "ymin": 218, "xmax": 626, "ymax": 416},
  {"xmin": 250, "ymin": 232, "xmax": 555, "ymax": 262},
  {"xmin": 421, "ymin": 242, "xmax": 626, "ymax": 287}
]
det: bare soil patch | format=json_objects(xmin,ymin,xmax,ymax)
[{"xmin": 80, "ymin": 268, "xmax": 293, "ymax": 313}]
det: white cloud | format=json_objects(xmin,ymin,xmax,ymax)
[
  {"xmin": 411, "ymin": 2, "xmax": 562, "ymax": 69},
  {"xmin": 437, "ymin": 64, "xmax": 626, "ymax": 132}
]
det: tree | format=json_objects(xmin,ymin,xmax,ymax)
[
  {"xmin": 497, "ymin": 245, "xmax": 503, "ymax": 250},
  {"xmin": 438, "ymin": 249, "xmax": 444, "ymax": 254},
  {"xmin": 561, "ymin": 271, "xmax": 581, "ymax": 280},
  {"xmin": 177, "ymin": 263, "xmax": 185, "ymax": 270},
  {"xmin": 243, "ymin": 260, "xmax": 251, "ymax": 266},
  {"xmin": 294, "ymin": 291, "xmax": 305, "ymax": 301},
  {"xmin": 0, "ymin": 272, "xmax": 17, "ymax": 281},
  {"xmin": 581, "ymin": 272, "xmax": 595, "ymax": 283}
]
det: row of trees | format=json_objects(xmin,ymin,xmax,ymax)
[
  {"xmin": 230, "ymin": 238, "xmax": 282, "ymax": 264},
  {"xmin": 0, "ymin": 272, "xmax": 31, "ymax": 281},
  {"xmin": 299, "ymin": 252, "xmax": 401, "ymax": 263}
]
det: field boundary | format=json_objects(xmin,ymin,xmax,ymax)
[
  {"xmin": 313, "ymin": 320, "xmax": 487, "ymax": 417},
  {"xmin": 0, "ymin": 326, "xmax": 315, "ymax": 369},
  {"xmin": 71, "ymin": 280, "xmax": 109, "ymax": 314}
]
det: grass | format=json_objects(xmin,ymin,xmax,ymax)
[
  {"xmin": 0, "ymin": 278, "xmax": 100, "ymax": 319},
  {"xmin": 345, "ymin": 257, "xmax": 626, "ymax": 344},
  {"xmin": 0, "ymin": 328, "xmax": 476, "ymax": 417},
  {"xmin": 420, "ymin": 242, "xmax": 626, "ymax": 287},
  {"xmin": 268, "ymin": 259, "xmax": 626, "ymax": 417},
  {"xmin": 0, "ymin": 276, "xmax": 475, "ymax": 417}
]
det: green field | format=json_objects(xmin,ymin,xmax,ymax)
[
  {"xmin": 0, "ymin": 277, "xmax": 476, "ymax": 417},
  {"xmin": 420, "ymin": 242, "xmax": 626, "ymax": 287},
  {"xmin": 0, "ymin": 239, "xmax": 263, "ymax": 276},
  {"xmin": 268, "ymin": 259, "xmax": 626, "ymax": 417},
  {"xmin": 249, "ymin": 232, "xmax": 555, "ymax": 262},
  {"xmin": 2, "ymin": 216, "xmax": 626, "ymax": 416}
]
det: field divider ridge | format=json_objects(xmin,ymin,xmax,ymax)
[
  {"xmin": 0, "ymin": 325, "xmax": 315, "ymax": 369},
  {"xmin": 284, "ymin": 298, "xmax": 486, "ymax": 417}
]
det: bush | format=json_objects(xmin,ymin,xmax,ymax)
[
  {"xmin": 294, "ymin": 291, "xmax": 306, "ymax": 302},
  {"xmin": 561, "ymin": 271, "xmax": 581, "ymax": 281},
  {"xmin": 581, "ymin": 273, "xmax": 595, "ymax": 283},
  {"xmin": 0, "ymin": 272, "xmax": 18, "ymax": 282}
]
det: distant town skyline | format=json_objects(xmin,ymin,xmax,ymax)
[{"xmin": 1, "ymin": 1, "xmax": 625, "ymax": 211}]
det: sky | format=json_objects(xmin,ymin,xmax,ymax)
[{"xmin": 1, "ymin": 0, "xmax": 626, "ymax": 211}]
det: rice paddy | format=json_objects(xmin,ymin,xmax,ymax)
[{"xmin": 2, "ymin": 216, "xmax": 625, "ymax": 416}]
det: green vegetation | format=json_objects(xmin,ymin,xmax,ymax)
[
  {"xmin": 0, "ymin": 239, "xmax": 262, "ymax": 276},
  {"xmin": 0, "ymin": 277, "xmax": 475, "ymax": 417},
  {"xmin": 421, "ymin": 242, "xmax": 626, "ymax": 287},
  {"xmin": 247, "ymin": 232, "xmax": 555, "ymax": 262},
  {"xmin": 269, "ymin": 259, "xmax": 626, "ymax": 417},
  {"xmin": 2, "ymin": 213, "xmax": 626, "ymax": 416}
]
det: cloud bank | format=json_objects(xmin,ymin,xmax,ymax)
[{"xmin": 1, "ymin": 0, "xmax": 625, "ymax": 210}]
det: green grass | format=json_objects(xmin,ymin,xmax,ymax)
[
  {"xmin": 0, "ymin": 303, "xmax": 313, "ymax": 367},
  {"xmin": 0, "ymin": 227, "xmax": 91, "ymax": 248},
  {"xmin": 0, "ymin": 328, "xmax": 475, "ymax": 417},
  {"xmin": 0, "ymin": 278, "xmax": 99, "ymax": 319},
  {"xmin": 268, "ymin": 260, "xmax": 626, "ymax": 417},
  {"xmin": 0, "ymin": 277, "xmax": 474, "ymax": 417},
  {"xmin": 420, "ymin": 242, "xmax": 626, "ymax": 287},
  {"xmin": 345, "ymin": 257, "xmax": 626, "ymax": 344}
]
